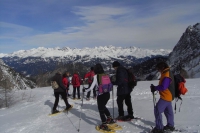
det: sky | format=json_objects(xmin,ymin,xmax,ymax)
[
  {"xmin": 0, "ymin": 79, "xmax": 200, "ymax": 133},
  {"xmin": 0, "ymin": 0, "xmax": 200, "ymax": 54}
]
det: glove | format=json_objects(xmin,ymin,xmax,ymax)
[
  {"xmin": 82, "ymin": 87, "xmax": 88, "ymax": 92},
  {"xmin": 150, "ymin": 84, "xmax": 156, "ymax": 93}
]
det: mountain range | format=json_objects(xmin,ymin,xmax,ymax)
[
  {"xmin": 0, "ymin": 23, "xmax": 200, "ymax": 88},
  {"xmin": 0, "ymin": 46, "xmax": 171, "ymax": 76}
]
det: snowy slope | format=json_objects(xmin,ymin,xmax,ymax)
[
  {"xmin": 0, "ymin": 59, "xmax": 36, "ymax": 90},
  {"xmin": 0, "ymin": 79, "xmax": 199, "ymax": 133}
]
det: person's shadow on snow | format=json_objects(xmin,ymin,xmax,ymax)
[
  {"xmin": 60, "ymin": 101, "xmax": 118, "ymax": 126},
  {"xmin": 44, "ymin": 100, "xmax": 62, "ymax": 109}
]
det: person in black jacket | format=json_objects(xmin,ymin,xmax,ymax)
[
  {"xmin": 51, "ymin": 71, "xmax": 72, "ymax": 114},
  {"xmin": 112, "ymin": 61, "xmax": 134, "ymax": 121}
]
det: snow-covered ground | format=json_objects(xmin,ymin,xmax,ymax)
[{"xmin": 0, "ymin": 79, "xmax": 200, "ymax": 133}]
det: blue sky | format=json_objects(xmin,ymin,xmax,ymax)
[{"xmin": 0, "ymin": 0, "xmax": 200, "ymax": 54}]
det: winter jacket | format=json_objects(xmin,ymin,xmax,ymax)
[
  {"xmin": 84, "ymin": 70, "xmax": 95, "ymax": 84},
  {"xmin": 62, "ymin": 77, "xmax": 69, "ymax": 88},
  {"xmin": 51, "ymin": 73, "xmax": 66, "ymax": 92},
  {"xmin": 155, "ymin": 68, "xmax": 175, "ymax": 101},
  {"xmin": 71, "ymin": 74, "xmax": 82, "ymax": 87},
  {"xmin": 114, "ymin": 66, "xmax": 131, "ymax": 96}
]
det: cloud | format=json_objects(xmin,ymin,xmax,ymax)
[{"xmin": 1, "ymin": 1, "xmax": 200, "ymax": 53}]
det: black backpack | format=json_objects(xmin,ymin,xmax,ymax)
[{"xmin": 126, "ymin": 69, "xmax": 137, "ymax": 89}]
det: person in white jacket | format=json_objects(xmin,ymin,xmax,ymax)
[{"xmin": 82, "ymin": 63, "xmax": 115, "ymax": 131}]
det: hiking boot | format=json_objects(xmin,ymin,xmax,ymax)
[
  {"xmin": 99, "ymin": 123, "xmax": 111, "ymax": 131},
  {"xmin": 150, "ymin": 127, "xmax": 164, "ymax": 133},
  {"xmin": 52, "ymin": 109, "xmax": 59, "ymax": 114},
  {"xmin": 124, "ymin": 115, "xmax": 134, "ymax": 119},
  {"xmin": 163, "ymin": 125, "xmax": 175, "ymax": 131},
  {"xmin": 65, "ymin": 105, "xmax": 73, "ymax": 111},
  {"xmin": 106, "ymin": 117, "xmax": 116, "ymax": 124},
  {"xmin": 115, "ymin": 116, "xmax": 125, "ymax": 121}
]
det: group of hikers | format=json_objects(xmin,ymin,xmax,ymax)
[{"xmin": 51, "ymin": 61, "xmax": 176, "ymax": 133}]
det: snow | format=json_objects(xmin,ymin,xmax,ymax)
[
  {"xmin": 0, "ymin": 46, "xmax": 171, "ymax": 59},
  {"xmin": 0, "ymin": 79, "xmax": 200, "ymax": 133}
]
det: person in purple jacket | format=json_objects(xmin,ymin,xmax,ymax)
[{"xmin": 150, "ymin": 62, "xmax": 175, "ymax": 133}]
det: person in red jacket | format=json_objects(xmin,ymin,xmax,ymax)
[
  {"xmin": 71, "ymin": 71, "xmax": 82, "ymax": 99},
  {"xmin": 84, "ymin": 67, "xmax": 96, "ymax": 100}
]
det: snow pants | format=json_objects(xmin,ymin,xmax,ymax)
[
  {"xmin": 73, "ymin": 86, "xmax": 80, "ymax": 99},
  {"xmin": 154, "ymin": 98, "xmax": 174, "ymax": 129},
  {"xmin": 53, "ymin": 91, "xmax": 70, "ymax": 110},
  {"xmin": 117, "ymin": 93, "xmax": 133, "ymax": 116},
  {"xmin": 97, "ymin": 92, "xmax": 111, "ymax": 123}
]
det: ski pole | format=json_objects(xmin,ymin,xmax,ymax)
[
  {"xmin": 152, "ymin": 92, "xmax": 156, "ymax": 107},
  {"xmin": 112, "ymin": 85, "xmax": 114, "ymax": 118},
  {"xmin": 109, "ymin": 65, "xmax": 115, "ymax": 118},
  {"xmin": 152, "ymin": 92, "xmax": 162, "ymax": 130},
  {"xmin": 78, "ymin": 85, "xmax": 84, "ymax": 132}
]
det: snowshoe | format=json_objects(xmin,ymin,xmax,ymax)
[
  {"xmin": 48, "ymin": 110, "xmax": 61, "ymax": 116},
  {"xmin": 107, "ymin": 123, "xmax": 122, "ymax": 130},
  {"xmin": 95, "ymin": 124, "xmax": 115, "ymax": 133}
]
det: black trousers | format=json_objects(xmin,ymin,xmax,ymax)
[
  {"xmin": 53, "ymin": 91, "xmax": 70, "ymax": 110},
  {"xmin": 73, "ymin": 86, "xmax": 80, "ymax": 99},
  {"xmin": 86, "ymin": 83, "xmax": 96, "ymax": 98},
  {"xmin": 117, "ymin": 93, "xmax": 133, "ymax": 116},
  {"xmin": 97, "ymin": 92, "xmax": 111, "ymax": 123}
]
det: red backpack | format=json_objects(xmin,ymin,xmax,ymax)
[{"xmin": 174, "ymin": 74, "xmax": 188, "ymax": 113}]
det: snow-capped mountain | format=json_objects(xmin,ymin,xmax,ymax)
[
  {"xmin": 1, "ymin": 46, "xmax": 171, "ymax": 76},
  {"xmin": 168, "ymin": 23, "xmax": 200, "ymax": 78},
  {"xmin": 0, "ymin": 59, "xmax": 36, "ymax": 90},
  {"xmin": 1, "ymin": 46, "xmax": 171, "ymax": 59}
]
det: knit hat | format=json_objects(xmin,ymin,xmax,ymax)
[{"xmin": 112, "ymin": 61, "xmax": 120, "ymax": 68}]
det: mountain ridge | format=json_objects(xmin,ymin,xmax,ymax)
[{"xmin": 0, "ymin": 45, "xmax": 171, "ymax": 59}]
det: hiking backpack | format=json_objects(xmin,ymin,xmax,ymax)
[
  {"xmin": 97, "ymin": 74, "xmax": 113, "ymax": 94},
  {"xmin": 126, "ymin": 69, "xmax": 137, "ymax": 89},
  {"xmin": 51, "ymin": 81, "xmax": 59, "ymax": 89},
  {"xmin": 174, "ymin": 74, "xmax": 188, "ymax": 113}
]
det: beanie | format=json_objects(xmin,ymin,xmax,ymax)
[{"xmin": 112, "ymin": 61, "xmax": 120, "ymax": 68}]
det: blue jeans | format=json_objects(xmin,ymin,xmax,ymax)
[{"xmin": 154, "ymin": 98, "xmax": 174, "ymax": 129}]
